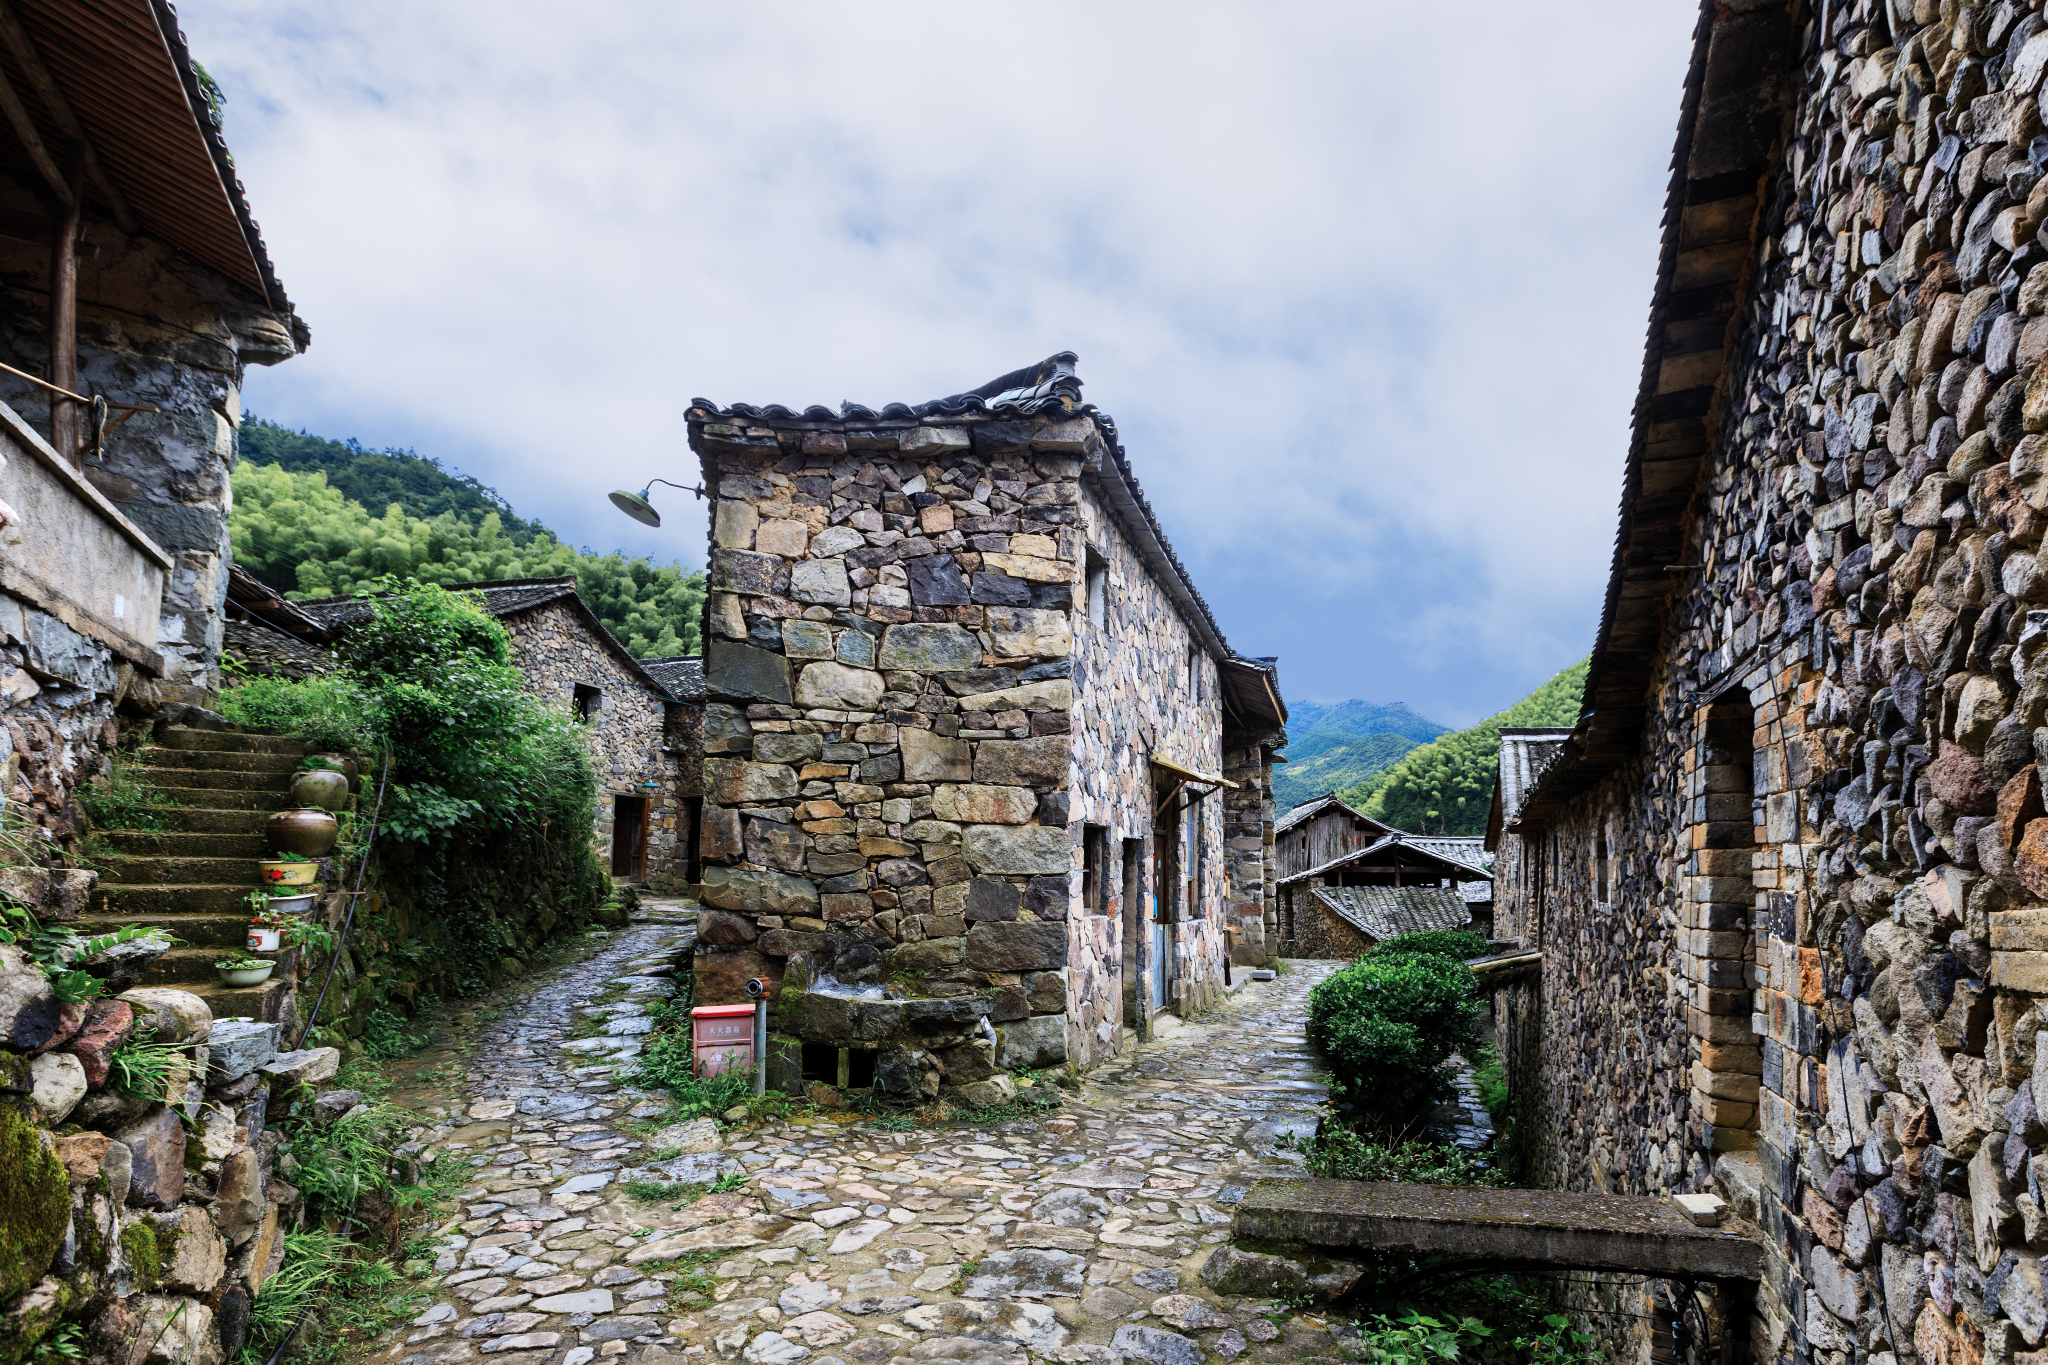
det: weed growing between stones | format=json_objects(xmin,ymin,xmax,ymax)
[
  {"xmin": 359, "ymin": 1006, "xmax": 435, "ymax": 1060},
  {"xmin": 76, "ymin": 753, "xmax": 172, "ymax": 831},
  {"xmin": 104, "ymin": 1039, "xmax": 187, "ymax": 1102}
]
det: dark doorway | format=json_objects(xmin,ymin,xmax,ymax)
[
  {"xmin": 683, "ymin": 797, "xmax": 704, "ymax": 886},
  {"xmin": 611, "ymin": 795, "xmax": 647, "ymax": 878},
  {"xmin": 1122, "ymin": 837, "xmax": 1144, "ymax": 1028}
]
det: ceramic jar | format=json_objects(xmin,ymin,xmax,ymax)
[
  {"xmin": 266, "ymin": 808, "xmax": 338, "ymax": 857},
  {"xmin": 291, "ymin": 769, "xmax": 351, "ymax": 811}
]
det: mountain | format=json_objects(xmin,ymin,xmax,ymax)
[
  {"xmin": 1273, "ymin": 700, "xmax": 1449, "ymax": 811},
  {"xmin": 230, "ymin": 418, "xmax": 705, "ymax": 658},
  {"xmin": 1336, "ymin": 659, "xmax": 1590, "ymax": 836}
]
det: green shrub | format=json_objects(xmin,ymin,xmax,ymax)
[
  {"xmin": 218, "ymin": 672, "xmax": 381, "ymax": 754},
  {"xmin": 1368, "ymin": 930, "xmax": 1490, "ymax": 963},
  {"xmin": 1295, "ymin": 1128, "xmax": 1508, "ymax": 1187},
  {"xmin": 625, "ymin": 1031, "xmax": 753, "ymax": 1122},
  {"xmin": 1351, "ymin": 1312, "xmax": 1493, "ymax": 1363},
  {"xmin": 1309, "ymin": 952, "xmax": 1481, "ymax": 1131},
  {"xmin": 1472, "ymin": 1044, "xmax": 1508, "ymax": 1123},
  {"xmin": 78, "ymin": 755, "xmax": 171, "ymax": 831}
]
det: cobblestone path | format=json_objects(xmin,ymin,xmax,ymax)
[{"xmin": 380, "ymin": 901, "xmax": 1347, "ymax": 1365}]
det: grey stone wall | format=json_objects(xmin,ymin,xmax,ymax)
[
  {"xmin": 1494, "ymin": 3, "xmax": 2048, "ymax": 1359},
  {"xmin": 1069, "ymin": 476, "xmax": 1231, "ymax": 1063},
  {"xmin": 686, "ymin": 403, "xmax": 1237, "ymax": 1098},
  {"xmin": 0, "ymin": 220, "xmax": 300, "ymax": 703},
  {"xmin": 497, "ymin": 601, "xmax": 690, "ymax": 887}
]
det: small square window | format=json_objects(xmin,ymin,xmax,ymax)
[
  {"xmin": 1086, "ymin": 549, "xmax": 1109, "ymax": 629},
  {"xmin": 573, "ymin": 683, "xmax": 602, "ymax": 722}
]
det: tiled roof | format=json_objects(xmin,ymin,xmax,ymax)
[
  {"xmin": 222, "ymin": 618, "xmax": 333, "ymax": 680},
  {"xmin": 1275, "ymin": 792, "xmax": 1385, "ymax": 837},
  {"xmin": 1486, "ymin": 727, "xmax": 1573, "ymax": 850},
  {"xmin": 1277, "ymin": 831, "xmax": 1493, "ymax": 888},
  {"xmin": 688, "ymin": 354, "xmax": 1236, "ymax": 662},
  {"xmin": 293, "ymin": 577, "xmax": 677, "ymax": 701},
  {"xmin": 1312, "ymin": 886, "xmax": 1471, "ymax": 942},
  {"xmin": 638, "ymin": 655, "xmax": 705, "ymax": 703},
  {"xmin": 1519, "ymin": 0, "xmax": 1792, "ymax": 826},
  {"xmin": 294, "ymin": 576, "xmax": 580, "ymax": 629}
]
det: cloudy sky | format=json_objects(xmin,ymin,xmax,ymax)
[{"xmin": 181, "ymin": 1, "xmax": 1700, "ymax": 727}]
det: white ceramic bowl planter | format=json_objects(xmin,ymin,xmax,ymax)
[{"xmin": 247, "ymin": 924, "xmax": 282, "ymax": 952}]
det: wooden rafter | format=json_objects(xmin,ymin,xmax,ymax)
[{"xmin": 0, "ymin": 0, "xmax": 135, "ymax": 234}]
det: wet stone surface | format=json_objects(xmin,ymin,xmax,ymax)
[{"xmin": 375, "ymin": 904, "xmax": 1348, "ymax": 1365}]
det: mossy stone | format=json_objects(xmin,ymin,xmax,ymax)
[
  {"xmin": 119, "ymin": 1220, "xmax": 161, "ymax": 1287},
  {"xmin": 0, "ymin": 1100, "xmax": 68, "ymax": 1305}
]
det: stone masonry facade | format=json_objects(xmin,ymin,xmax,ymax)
[
  {"xmin": 685, "ymin": 357, "xmax": 1269, "ymax": 1104},
  {"xmin": 497, "ymin": 599, "xmax": 699, "ymax": 889},
  {"xmin": 1491, "ymin": 1, "xmax": 2048, "ymax": 1359}
]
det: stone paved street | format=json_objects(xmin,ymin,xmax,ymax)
[{"xmin": 375, "ymin": 900, "xmax": 1349, "ymax": 1365}]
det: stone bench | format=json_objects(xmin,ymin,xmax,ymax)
[{"xmin": 1232, "ymin": 1177, "xmax": 1763, "ymax": 1280}]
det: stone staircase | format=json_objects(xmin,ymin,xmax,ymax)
[{"xmin": 76, "ymin": 724, "xmax": 312, "ymax": 1023}]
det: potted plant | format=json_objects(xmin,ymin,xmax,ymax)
[
  {"xmin": 215, "ymin": 955, "xmax": 275, "ymax": 987},
  {"xmin": 267, "ymin": 807, "xmax": 339, "ymax": 857},
  {"xmin": 258, "ymin": 856, "xmax": 319, "ymax": 888},
  {"xmin": 247, "ymin": 911, "xmax": 287, "ymax": 952},
  {"xmin": 291, "ymin": 758, "xmax": 352, "ymax": 812}
]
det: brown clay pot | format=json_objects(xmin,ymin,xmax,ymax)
[
  {"xmin": 314, "ymin": 754, "xmax": 361, "ymax": 791},
  {"xmin": 267, "ymin": 808, "xmax": 338, "ymax": 858},
  {"xmin": 290, "ymin": 769, "xmax": 351, "ymax": 811}
]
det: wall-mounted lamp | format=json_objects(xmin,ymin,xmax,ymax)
[{"xmin": 607, "ymin": 478, "xmax": 704, "ymax": 528}]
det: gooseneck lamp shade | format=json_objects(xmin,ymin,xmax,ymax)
[{"xmin": 608, "ymin": 488, "xmax": 662, "ymax": 527}]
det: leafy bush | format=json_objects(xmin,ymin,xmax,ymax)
[
  {"xmin": 1295, "ymin": 1127, "xmax": 1508, "ymax": 1187},
  {"xmin": 1309, "ymin": 951, "xmax": 1482, "ymax": 1131},
  {"xmin": 1351, "ymin": 1312, "xmax": 1494, "ymax": 1363},
  {"xmin": 218, "ymin": 673, "xmax": 381, "ymax": 754},
  {"xmin": 1472, "ymin": 1044, "xmax": 1508, "ymax": 1123},
  {"xmin": 1368, "ymin": 930, "xmax": 1490, "ymax": 963}
]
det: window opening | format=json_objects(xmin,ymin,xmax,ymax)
[
  {"xmin": 1595, "ymin": 823, "xmax": 1609, "ymax": 904},
  {"xmin": 573, "ymin": 683, "xmax": 602, "ymax": 722},
  {"xmin": 1086, "ymin": 550, "xmax": 1109, "ymax": 629},
  {"xmin": 1082, "ymin": 825, "xmax": 1109, "ymax": 916}
]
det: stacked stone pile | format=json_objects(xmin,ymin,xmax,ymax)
[
  {"xmin": 691, "ymin": 411, "xmax": 1107, "ymax": 1105},
  {"xmin": 1, "ymin": 946, "xmax": 341, "ymax": 1363}
]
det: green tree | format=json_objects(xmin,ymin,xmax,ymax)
[
  {"xmin": 229, "ymin": 462, "xmax": 705, "ymax": 657},
  {"xmin": 1337, "ymin": 659, "xmax": 1589, "ymax": 836}
]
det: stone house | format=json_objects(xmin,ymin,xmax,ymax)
[
  {"xmin": 294, "ymin": 578, "xmax": 703, "ymax": 888},
  {"xmin": 1485, "ymin": 0, "xmax": 2048, "ymax": 1357},
  {"xmin": 1276, "ymin": 822, "xmax": 1492, "ymax": 959},
  {"xmin": 686, "ymin": 353, "xmax": 1284, "ymax": 1105},
  {"xmin": 0, "ymin": 0, "xmax": 303, "ymax": 846}
]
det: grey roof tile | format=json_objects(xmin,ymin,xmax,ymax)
[{"xmin": 1312, "ymin": 886, "xmax": 1472, "ymax": 941}]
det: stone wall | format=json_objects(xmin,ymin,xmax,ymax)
[
  {"xmin": 687, "ymin": 398, "xmax": 1236, "ymax": 1099},
  {"xmin": 1069, "ymin": 474, "xmax": 1231, "ymax": 1060},
  {"xmin": 1223, "ymin": 743, "xmax": 1278, "ymax": 966},
  {"xmin": 1, "ymin": 952, "xmax": 340, "ymax": 1365},
  {"xmin": 0, "ymin": 214, "xmax": 301, "ymax": 705},
  {"xmin": 497, "ymin": 601, "xmax": 693, "ymax": 886},
  {"xmin": 1493, "ymin": 1, "xmax": 2048, "ymax": 1358}
]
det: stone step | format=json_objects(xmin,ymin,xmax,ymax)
[
  {"xmin": 141, "ymin": 787, "xmax": 286, "ymax": 812},
  {"xmin": 137, "ymin": 766, "xmax": 291, "ymax": 793},
  {"xmin": 185, "ymin": 976, "xmax": 291, "ymax": 1023},
  {"xmin": 136, "ymin": 808, "xmax": 273, "ymax": 836},
  {"xmin": 157, "ymin": 727, "xmax": 305, "ymax": 756},
  {"xmin": 141, "ymin": 747, "xmax": 304, "ymax": 775},
  {"xmin": 95, "ymin": 855, "xmax": 266, "ymax": 886},
  {"xmin": 100, "ymin": 830, "xmax": 266, "ymax": 858},
  {"xmin": 93, "ymin": 883, "xmax": 270, "ymax": 917},
  {"xmin": 69, "ymin": 910, "xmax": 258, "ymax": 950},
  {"xmin": 140, "ymin": 946, "xmax": 301, "ymax": 986}
]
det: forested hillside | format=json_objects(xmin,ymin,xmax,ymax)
[
  {"xmin": 1335, "ymin": 659, "xmax": 1589, "ymax": 835},
  {"xmin": 1273, "ymin": 700, "xmax": 1447, "ymax": 810},
  {"xmin": 231, "ymin": 420, "xmax": 705, "ymax": 657}
]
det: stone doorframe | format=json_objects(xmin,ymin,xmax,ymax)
[{"xmin": 1683, "ymin": 653, "xmax": 1817, "ymax": 1157}]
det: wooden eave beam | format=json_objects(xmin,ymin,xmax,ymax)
[{"xmin": 0, "ymin": 1, "xmax": 135, "ymax": 234}]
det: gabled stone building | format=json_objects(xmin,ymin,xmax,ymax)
[
  {"xmin": 686, "ymin": 354, "xmax": 1283, "ymax": 1103},
  {"xmin": 1276, "ymin": 822, "xmax": 1492, "ymax": 958},
  {"xmin": 294, "ymin": 578, "xmax": 703, "ymax": 888},
  {"xmin": 1489, "ymin": 0, "xmax": 2048, "ymax": 1358}
]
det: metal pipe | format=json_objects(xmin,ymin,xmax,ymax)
[{"xmin": 753, "ymin": 1000, "xmax": 767, "ymax": 1097}]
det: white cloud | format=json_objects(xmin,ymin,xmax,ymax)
[{"xmin": 182, "ymin": 0, "xmax": 1698, "ymax": 726}]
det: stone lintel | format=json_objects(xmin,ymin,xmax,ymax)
[{"xmin": 1232, "ymin": 1178, "xmax": 1763, "ymax": 1279}]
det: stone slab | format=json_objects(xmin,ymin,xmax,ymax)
[{"xmin": 1232, "ymin": 1178, "xmax": 1763, "ymax": 1278}]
